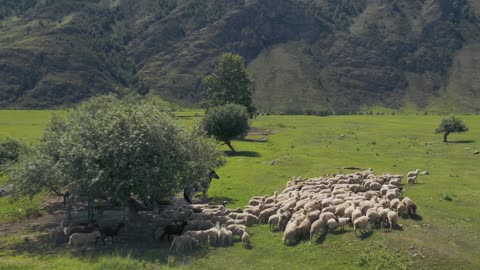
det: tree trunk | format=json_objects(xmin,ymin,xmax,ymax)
[
  {"xmin": 443, "ymin": 132, "xmax": 450, "ymax": 142},
  {"xmin": 225, "ymin": 140, "xmax": 236, "ymax": 153}
]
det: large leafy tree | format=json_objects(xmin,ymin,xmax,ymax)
[
  {"xmin": 9, "ymin": 96, "xmax": 225, "ymax": 215},
  {"xmin": 435, "ymin": 116, "xmax": 469, "ymax": 142},
  {"xmin": 203, "ymin": 53, "xmax": 256, "ymax": 117},
  {"xmin": 201, "ymin": 104, "xmax": 250, "ymax": 153}
]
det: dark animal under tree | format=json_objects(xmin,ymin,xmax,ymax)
[{"xmin": 184, "ymin": 170, "xmax": 219, "ymax": 204}]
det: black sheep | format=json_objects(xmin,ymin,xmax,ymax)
[
  {"xmin": 160, "ymin": 221, "xmax": 188, "ymax": 242},
  {"xmin": 100, "ymin": 222, "xmax": 125, "ymax": 245}
]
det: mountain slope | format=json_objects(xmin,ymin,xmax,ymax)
[{"xmin": 0, "ymin": 0, "xmax": 479, "ymax": 113}]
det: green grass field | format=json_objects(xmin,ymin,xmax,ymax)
[{"xmin": 0, "ymin": 111, "xmax": 479, "ymax": 269}]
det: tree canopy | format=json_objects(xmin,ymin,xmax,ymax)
[
  {"xmin": 201, "ymin": 104, "xmax": 250, "ymax": 153},
  {"xmin": 202, "ymin": 53, "xmax": 256, "ymax": 117},
  {"xmin": 9, "ymin": 96, "xmax": 225, "ymax": 204},
  {"xmin": 435, "ymin": 116, "xmax": 469, "ymax": 142}
]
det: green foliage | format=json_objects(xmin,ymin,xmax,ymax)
[
  {"xmin": 435, "ymin": 116, "xmax": 469, "ymax": 142},
  {"xmin": 203, "ymin": 53, "xmax": 256, "ymax": 117},
  {"xmin": 9, "ymin": 96, "xmax": 225, "ymax": 203},
  {"xmin": 201, "ymin": 104, "xmax": 250, "ymax": 153},
  {"xmin": 0, "ymin": 138, "xmax": 23, "ymax": 165}
]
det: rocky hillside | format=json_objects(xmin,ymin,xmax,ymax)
[{"xmin": 0, "ymin": 0, "xmax": 479, "ymax": 113}]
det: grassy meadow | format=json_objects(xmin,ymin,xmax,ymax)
[{"xmin": 0, "ymin": 111, "xmax": 479, "ymax": 269}]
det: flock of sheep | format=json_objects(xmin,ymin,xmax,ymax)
[
  {"xmin": 48, "ymin": 168, "xmax": 421, "ymax": 253},
  {"xmin": 159, "ymin": 168, "xmax": 421, "ymax": 252}
]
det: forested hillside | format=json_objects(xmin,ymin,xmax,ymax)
[{"xmin": 0, "ymin": 0, "xmax": 479, "ymax": 113}]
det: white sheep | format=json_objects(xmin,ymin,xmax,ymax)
[
  {"xmin": 389, "ymin": 198, "xmax": 400, "ymax": 210},
  {"xmin": 242, "ymin": 231, "xmax": 251, "ymax": 248},
  {"xmin": 387, "ymin": 211, "xmax": 398, "ymax": 230},
  {"xmin": 182, "ymin": 230, "xmax": 209, "ymax": 244},
  {"xmin": 351, "ymin": 208, "xmax": 363, "ymax": 222},
  {"xmin": 217, "ymin": 226, "xmax": 233, "ymax": 247},
  {"xmin": 258, "ymin": 207, "xmax": 278, "ymax": 223},
  {"xmin": 397, "ymin": 202, "xmax": 406, "ymax": 217},
  {"xmin": 226, "ymin": 224, "xmax": 247, "ymax": 236},
  {"xmin": 407, "ymin": 175, "xmax": 417, "ymax": 185},
  {"xmin": 283, "ymin": 223, "xmax": 299, "ymax": 245},
  {"xmin": 353, "ymin": 216, "xmax": 369, "ymax": 236},
  {"xmin": 169, "ymin": 235, "xmax": 199, "ymax": 253},
  {"xmin": 337, "ymin": 218, "xmax": 349, "ymax": 230},
  {"xmin": 401, "ymin": 197, "xmax": 417, "ymax": 216},
  {"xmin": 68, "ymin": 231, "xmax": 101, "ymax": 248},
  {"xmin": 407, "ymin": 169, "xmax": 420, "ymax": 178},
  {"xmin": 310, "ymin": 218, "xmax": 326, "ymax": 240},
  {"xmin": 327, "ymin": 218, "xmax": 338, "ymax": 232}
]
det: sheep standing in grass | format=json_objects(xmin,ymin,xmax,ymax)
[
  {"xmin": 218, "ymin": 225, "xmax": 233, "ymax": 246},
  {"xmin": 397, "ymin": 202, "xmax": 406, "ymax": 217},
  {"xmin": 337, "ymin": 218, "xmax": 349, "ymax": 231},
  {"xmin": 242, "ymin": 231, "xmax": 251, "ymax": 248},
  {"xmin": 327, "ymin": 218, "xmax": 338, "ymax": 232},
  {"xmin": 407, "ymin": 169, "xmax": 420, "ymax": 178},
  {"xmin": 283, "ymin": 223, "xmax": 299, "ymax": 245},
  {"xmin": 68, "ymin": 231, "xmax": 101, "ymax": 248},
  {"xmin": 310, "ymin": 219, "xmax": 326, "ymax": 240},
  {"xmin": 407, "ymin": 176, "xmax": 417, "ymax": 185},
  {"xmin": 387, "ymin": 211, "xmax": 398, "ymax": 230},
  {"xmin": 169, "ymin": 235, "xmax": 199, "ymax": 253},
  {"xmin": 226, "ymin": 224, "xmax": 247, "ymax": 236},
  {"xmin": 353, "ymin": 216, "xmax": 369, "ymax": 236},
  {"xmin": 402, "ymin": 197, "xmax": 417, "ymax": 216}
]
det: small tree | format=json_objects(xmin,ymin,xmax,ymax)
[
  {"xmin": 435, "ymin": 116, "xmax": 469, "ymax": 142},
  {"xmin": 202, "ymin": 104, "xmax": 250, "ymax": 153},
  {"xmin": 203, "ymin": 53, "xmax": 256, "ymax": 117},
  {"xmin": 0, "ymin": 138, "xmax": 25, "ymax": 177},
  {"xmin": 9, "ymin": 96, "xmax": 225, "ymax": 219}
]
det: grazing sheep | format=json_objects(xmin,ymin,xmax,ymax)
[
  {"xmin": 226, "ymin": 217, "xmax": 248, "ymax": 226},
  {"xmin": 389, "ymin": 198, "xmax": 400, "ymax": 210},
  {"xmin": 99, "ymin": 222, "xmax": 125, "ymax": 245},
  {"xmin": 319, "ymin": 212, "xmax": 336, "ymax": 224},
  {"xmin": 206, "ymin": 227, "xmax": 219, "ymax": 246},
  {"xmin": 49, "ymin": 226, "xmax": 68, "ymax": 245},
  {"xmin": 226, "ymin": 224, "xmax": 247, "ymax": 236},
  {"xmin": 407, "ymin": 176, "xmax": 417, "ymax": 185},
  {"xmin": 387, "ymin": 211, "xmax": 398, "ymax": 230},
  {"xmin": 310, "ymin": 219, "xmax": 326, "ymax": 240},
  {"xmin": 327, "ymin": 218, "xmax": 338, "ymax": 232},
  {"xmin": 65, "ymin": 222, "xmax": 99, "ymax": 236},
  {"xmin": 258, "ymin": 208, "xmax": 277, "ymax": 223},
  {"xmin": 159, "ymin": 221, "xmax": 188, "ymax": 241},
  {"xmin": 366, "ymin": 208, "xmax": 381, "ymax": 228},
  {"xmin": 353, "ymin": 216, "xmax": 369, "ymax": 236},
  {"xmin": 397, "ymin": 202, "xmax": 406, "ymax": 217},
  {"xmin": 351, "ymin": 209, "xmax": 363, "ymax": 222},
  {"xmin": 242, "ymin": 231, "xmax": 251, "ymax": 248},
  {"xmin": 298, "ymin": 218, "xmax": 312, "ymax": 238},
  {"xmin": 283, "ymin": 223, "xmax": 299, "ymax": 245},
  {"xmin": 236, "ymin": 213, "xmax": 258, "ymax": 226},
  {"xmin": 217, "ymin": 226, "xmax": 233, "ymax": 247},
  {"xmin": 337, "ymin": 218, "xmax": 349, "ymax": 230},
  {"xmin": 307, "ymin": 210, "xmax": 321, "ymax": 223},
  {"xmin": 169, "ymin": 235, "xmax": 199, "ymax": 253},
  {"xmin": 402, "ymin": 197, "xmax": 417, "ymax": 216},
  {"xmin": 183, "ymin": 230, "xmax": 209, "ymax": 244},
  {"xmin": 407, "ymin": 169, "xmax": 420, "ymax": 178},
  {"xmin": 68, "ymin": 231, "xmax": 101, "ymax": 248}
]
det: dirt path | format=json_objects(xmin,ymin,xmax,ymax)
[{"xmin": 0, "ymin": 198, "xmax": 64, "ymax": 240}]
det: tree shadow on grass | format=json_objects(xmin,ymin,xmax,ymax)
[
  {"xmin": 223, "ymin": 151, "xmax": 261, "ymax": 157},
  {"xmin": 240, "ymin": 138, "xmax": 268, "ymax": 143},
  {"xmin": 447, "ymin": 140, "xmax": 475, "ymax": 144}
]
